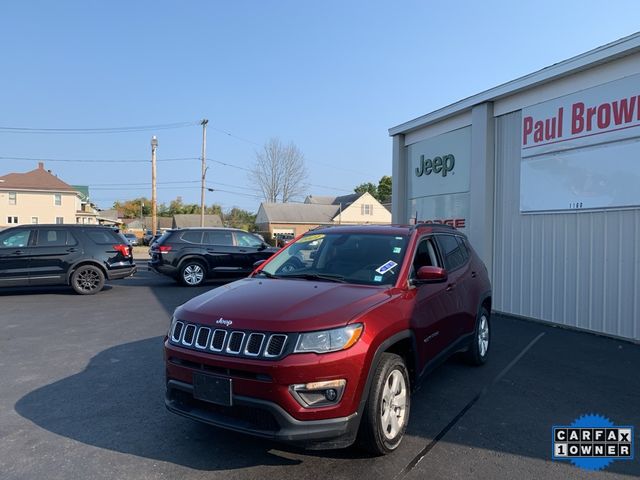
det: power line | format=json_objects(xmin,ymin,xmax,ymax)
[
  {"xmin": 0, "ymin": 121, "xmax": 199, "ymax": 134},
  {"xmin": 206, "ymin": 186, "xmax": 262, "ymax": 199},
  {"xmin": 89, "ymin": 180, "xmax": 200, "ymax": 186},
  {"xmin": 208, "ymin": 159, "xmax": 251, "ymax": 172},
  {"xmin": 0, "ymin": 155, "xmax": 199, "ymax": 163},
  {"xmin": 209, "ymin": 125, "xmax": 261, "ymax": 147}
]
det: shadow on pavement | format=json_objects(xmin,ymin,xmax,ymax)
[{"xmin": 14, "ymin": 335, "xmax": 302, "ymax": 471}]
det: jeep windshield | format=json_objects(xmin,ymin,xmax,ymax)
[{"xmin": 258, "ymin": 232, "xmax": 408, "ymax": 286}]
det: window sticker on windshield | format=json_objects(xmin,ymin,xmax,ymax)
[
  {"xmin": 395, "ymin": 237, "xmax": 403, "ymax": 240},
  {"xmin": 374, "ymin": 275, "xmax": 383, "ymax": 282},
  {"xmin": 376, "ymin": 260, "xmax": 398, "ymax": 275},
  {"xmin": 393, "ymin": 247, "xmax": 402, "ymax": 254},
  {"xmin": 298, "ymin": 234, "xmax": 324, "ymax": 243}
]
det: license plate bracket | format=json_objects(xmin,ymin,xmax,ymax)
[{"xmin": 192, "ymin": 373, "xmax": 232, "ymax": 406}]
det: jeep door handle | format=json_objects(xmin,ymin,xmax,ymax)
[
  {"xmin": 13, "ymin": 250, "xmax": 24, "ymax": 255},
  {"xmin": 471, "ymin": 271, "xmax": 477, "ymax": 278},
  {"xmin": 67, "ymin": 248, "xmax": 78, "ymax": 253},
  {"xmin": 446, "ymin": 283, "xmax": 456, "ymax": 292}
]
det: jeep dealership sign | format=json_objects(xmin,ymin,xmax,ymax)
[
  {"xmin": 406, "ymin": 127, "xmax": 471, "ymax": 230},
  {"xmin": 521, "ymin": 73, "xmax": 640, "ymax": 212}
]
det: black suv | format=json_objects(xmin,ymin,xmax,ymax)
[
  {"xmin": 148, "ymin": 228, "xmax": 278, "ymax": 286},
  {"xmin": 0, "ymin": 225, "xmax": 136, "ymax": 294}
]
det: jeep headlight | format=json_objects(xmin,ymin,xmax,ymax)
[{"xmin": 294, "ymin": 324, "xmax": 363, "ymax": 354}]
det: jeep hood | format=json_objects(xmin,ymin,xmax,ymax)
[{"xmin": 175, "ymin": 277, "xmax": 391, "ymax": 331}]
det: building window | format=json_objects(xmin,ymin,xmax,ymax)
[
  {"xmin": 9, "ymin": 192, "xmax": 16, "ymax": 205},
  {"xmin": 361, "ymin": 204, "xmax": 373, "ymax": 215},
  {"xmin": 54, "ymin": 193, "xmax": 62, "ymax": 206},
  {"xmin": 56, "ymin": 217, "xmax": 64, "ymax": 224},
  {"xmin": 31, "ymin": 217, "xmax": 39, "ymax": 224},
  {"xmin": 7, "ymin": 216, "xmax": 18, "ymax": 224}
]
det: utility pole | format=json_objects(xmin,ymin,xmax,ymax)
[
  {"xmin": 200, "ymin": 119, "xmax": 208, "ymax": 227},
  {"xmin": 151, "ymin": 135, "xmax": 158, "ymax": 235}
]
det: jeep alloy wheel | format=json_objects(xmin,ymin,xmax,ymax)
[
  {"xmin": 380, "ymin": 369, "xmax": 408, "ymax": 440},
  {"xmin": 358, "ymin": 353, "xmax": 410, "ymax": 455}
]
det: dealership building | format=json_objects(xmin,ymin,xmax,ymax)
[{"xmin": 389, "ymin": 33, "xmax": 640, "ymax": 342}]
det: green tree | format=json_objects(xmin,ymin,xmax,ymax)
[
  {"xmin": 353, "ymin": 176, "xmax": 392, "ymax": 202},
  {"xmin": 113, "ymin": 197, "xmax": 151, "ymax": 219},
  {"xmin": 225, "ymin": 207, "xmax": 257, "ymax": 231},
  {"xmin": 354, "ymin": 182, "xmax": 378, "ymax": 198},
  {"xmin": 377, "ymin": 175, "xmax": 392, "ymax": 203}
]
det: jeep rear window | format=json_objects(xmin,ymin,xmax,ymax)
[{"xmin": 86, "ymin": 229, "xmax": 124, "ymax": 245}]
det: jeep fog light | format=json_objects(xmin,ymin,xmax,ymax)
[{"xmin": 290, "ymin": 379, "xmax": 347, "ymax": 408}]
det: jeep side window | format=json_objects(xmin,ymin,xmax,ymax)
[
  {"xmin": 412, "ymin": 237, "xmax": 440, "ymax": 277},
  {"xmin": 436, "ymin": 234, "xmax": 466, "ymax": 271}
]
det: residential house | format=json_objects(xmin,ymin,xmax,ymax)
[
  {"xmin": 96, "ymin": 208, "xmax": 123, "ymax": 227},
  {"xmin": 0, "ymin": 162, "xmax": 92, "ymax": 227},
  {"xmin": 72, "ymin": 185, "xmax": 100, "ymax": 225},
  {"xmin": 256, "ymin": 192, "xmax": 391, "ymax": 241}
]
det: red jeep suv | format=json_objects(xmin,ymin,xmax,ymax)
[{"xmin": 164, "ymin": 224, "xmax": 491, "ymax": 454}]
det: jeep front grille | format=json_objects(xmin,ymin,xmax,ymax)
[{"xmin": 170, "ymin": 321, "xmax": 290, "ymax": 360}]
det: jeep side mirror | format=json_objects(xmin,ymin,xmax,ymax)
[{"xmin": 416, "ymin": 266, "xmax": 447, "ymax": 283}]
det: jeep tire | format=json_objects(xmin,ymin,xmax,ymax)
[
  {"xmin": 357, "ymin": 353, "xmax": 410, "ymax": 455},
  {"xmin": 464, "ymin": 306, "xmax": 490, "ymax": 365}
]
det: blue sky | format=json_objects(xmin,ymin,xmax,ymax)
[{"xmin": 1, "ymin": 1, "xmax": 638, "ymax": 212}]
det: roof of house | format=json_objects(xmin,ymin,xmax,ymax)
[
  {"xmin": 72, "ymin": 185, "xmax": 91, "ymax": 202},
  {"xmin": 389, "ymin": 32, "xmax": 640, "ymax": 135},
  {"xmin": 0, "ymin": 162, "xmax": 77, "ymax": 192},
  {"xmin": 258, "ymin": 203, "xmax": 339, "ymax": 224},
  {"xmin": 304, "ymin": 193, "xmax": 360, "ymax": 206},
  {"xmin": 172, "ymin": 214, "xmax": 223, "ymax": 228},
  {"xmin": 97, "ymin": 209, "xmax": 123, "ymax": 221}
]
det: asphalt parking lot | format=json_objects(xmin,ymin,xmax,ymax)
[{"xmin": 1, "ymin": 267, "xmax": 638, "ymax": 480}]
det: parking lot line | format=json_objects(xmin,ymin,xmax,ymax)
[{"xmin": 396, "ymin": 331, "xmax": 546, "ymax": 479}]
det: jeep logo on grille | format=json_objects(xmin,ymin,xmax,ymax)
[{"xmin": 216, "ymin": 317, "xmax": 233, "ymax": 327}]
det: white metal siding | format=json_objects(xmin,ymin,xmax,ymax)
[{"xmin": 493, "ymin": 111, "xmax": 640, "ymax": 341}]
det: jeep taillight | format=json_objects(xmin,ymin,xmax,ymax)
[
  {"xmin": 113, "ymin": 244, "xmax": 131, "ymax": 257},
  {"xmin": 159, "ymin": 245, "xmax": 172, "ymax": 253}
]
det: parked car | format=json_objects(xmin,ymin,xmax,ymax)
[
  {"xmin": 148, "ymin": 227, "xmax": 278, "ymax": 286},
  {"xmin": 0, "ymin": 225, "xmax": 136, "ymax": 294},
  {"xmin": 143, "ymin": 229, "xmax": 161, "ymax": 246},
  {"xmin": 123, "ymin": 233, "xmax": 139, "ymax": 246},
  {"xmin": 164, "ymin": 224, "xmax": 491, "ymax": 454}
]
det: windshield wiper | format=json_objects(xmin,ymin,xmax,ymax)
[
  {"xmin": 279, "ymin": 273, "xmax": 347, "ymax": 283},
  {"xmin": 256, "ymin": 270, "xmax": 280, "ymax": 279}
]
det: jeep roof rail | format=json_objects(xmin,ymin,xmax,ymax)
[{"xmin": 410, "ymin": 222, "xmax": 458, "ymax": 232}]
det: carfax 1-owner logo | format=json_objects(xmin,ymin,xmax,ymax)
[{"xmin": 552, "ymin": 414, "xmax": 635, "ymax": 471}]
